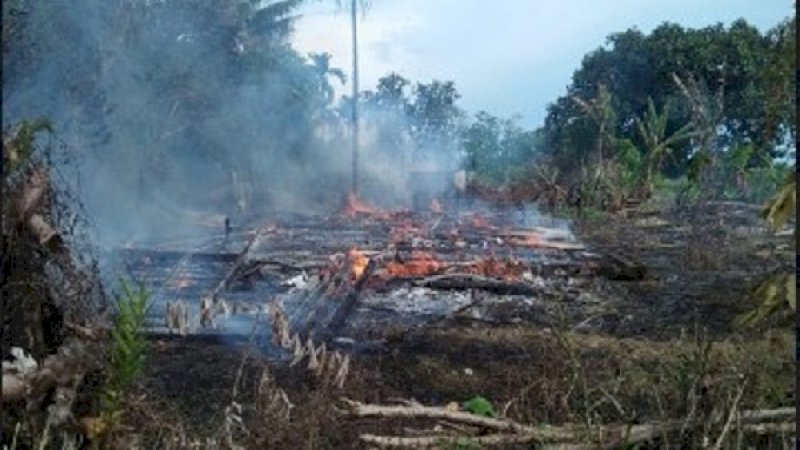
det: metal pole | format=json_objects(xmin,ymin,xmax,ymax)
[{"xmin": 351, "ymin": 0, "xmax": 359, "ymax": 195}]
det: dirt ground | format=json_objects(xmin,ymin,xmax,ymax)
[{"xmin": 128, "ymin": 200, "xmax": 795, "ymax": 448}]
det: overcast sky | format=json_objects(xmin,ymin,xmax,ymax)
[{"xmin": 291, "ymin": 0, "xmax": 794, "ymax": 128}]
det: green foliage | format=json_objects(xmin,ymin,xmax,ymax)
[
  {"xmin": 682, "ymin": 145, "xmax": 790, "ymax": 204},
  {"xmin": 738, "ymin": 169, "xmax": 796, "ymax": 327},
  {"xmin": 761, "ymin": 170, "xmax": 796, "ymax": 232},
  {"xmin": 4, "ymin": 0, "xmax": 319, "ymax": 213},
  {"xmin": 758, "ymin": 16, "xmax": 796, "ymax": 146},
  {"xmin": 541, "ymin": 14, "xmax": 796, "ymax": 196},
  {"xmin": 2, "ymin": 118, "xmax": 53, "ymax": 174},
  {"xmin": 615, "ymin": 138, "xmax": 643, "ymax": 190},
  {"xmin": 461, "ymin": 112, "xmax": 539, "ymax": 186},
  {"xmin": 364, "ymin": 72, "xmax": 411, "ymax": 111},
  {"xmin": 102, "ymin": 278, "xmax": 151, "ymax": 417},
  {"xmin": 686, "ymin": 149, "xmax": 713, "ymax": 185},
  {"xmin": 462, "ymin": 396, "xmax": 497, "ymax": 418},
  {"xmin": 737, "ymin": 273, "xmax": 796, "ymax": 327},
  {"xmin": 308, "ymin": 52, "xmax": 346, "ymax": 106},
  {"xmin": 634, "ymin": 97, "xmax": 696, "ymax": 185},
  {"xmin": 571, "ymin": 83, "xmax": 617, "ymax": 167},
  {"xmin": 407, "ymin": 79, "xmax": 464, "ymax": 160}
]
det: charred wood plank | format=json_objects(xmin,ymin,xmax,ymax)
[
  {"xmin": 207, "ymin": 228, "xmax": 265, "ymax": 303},
  {"xmin": 320, "ymin": 258, "xmax": 378, "ymax": 341},
  {"xmin": 290, "ymin": 260, "xmax": 351, "ymax": 334},
  {"xmin": 413, "ymin": 273, "xmax": 540, "ymax": 295},
  {"xmin": 117, "ymin": 247, "xmax": 240, "ymax": 263}
]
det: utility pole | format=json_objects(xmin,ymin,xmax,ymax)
[{"xmin": 350, "ymin": 0, "xmax": 359, "ymax": 195}]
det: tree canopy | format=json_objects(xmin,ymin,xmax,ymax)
[{"xmin": 541, "ymin": 17, "xmax": 796, "ymax": 181}]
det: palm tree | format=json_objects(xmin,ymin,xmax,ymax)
[
  {"xmin": 309, "ymin": 52, "xmax": 346, "ymax": 106},
  {"xmin": 571, "ymin": 83, "xmax": 616, "ymax": 179},
  {"xmin": 634, "ymin": 97, "xmax": 696, "ymax": 193}
]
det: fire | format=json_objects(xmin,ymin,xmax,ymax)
[
  {"xmin": 384, "ymin": 251, "xmax": 442, "ymax": 277},
  {"xmin": 464, "ymin": 257, "xmax": 525, "ymax": 281},
  {"xmin": 464, "ymin": 212, "xmax": 492, "ymax": 229},
  {"xmin": 347, "ymin": 247, "xmax": 370, "ymax": 282},
  {"xmin": 343, "ymin": 192, "xmax": 381, "ymax": 218}
]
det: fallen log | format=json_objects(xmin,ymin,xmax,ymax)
[
  {"xmin": 292, "ymin": 261, "xmax": 349, "ymax": 334},
  {"xmin": 321, "ymin": 258, "xmax": 378, "ymax": 340},
  {"xmin": 342, "ymin": 399, "xmax": 796, "ymax": 449},
  {"xmin": 340, "ymin": 399, "xmax": 570, "ymax": 439},
  {"xmin": 498, "ymin": 227, "xmax": 574, "ymax": 241},
  {"xmin": 359, "ymin": 432, "xmax": 540, "ymax": 448},
  {"xmin": 505, "ymin": 236, "xmax": 585, "ymax": 250},
  {"xmin": 413, "ymin": 273, "xmax": 540, "ymax": 296},
  {"xmin": 119, "ymin": 248, "xmax": 240, "ymax": 263}
]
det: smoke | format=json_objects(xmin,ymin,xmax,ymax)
[{"xmin": 2, "ymin": 0, "xmax": 463, "ymax": 250}]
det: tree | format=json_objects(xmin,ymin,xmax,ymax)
[
  {"xmin": 571, "ymin": 83, "xmax": 616, "ymax": 178},
  {"xmin": 759, "ymin": 15, "xmax": 796, "ymax": 151},
  {"xmin": 374, "ymin": 72, "xmax": 411, "ymax": 111},
  {"xmin": 634, "ymin": 97, "xmax": 696, "ymax": 191},
  {"xmin": 461, "ymin": 112, "xmax": 538, "ymax": 186},
  {"xmin": 308, "ymin": 52, "xmax": 347, "ymax": 106},
  {"xmin": 541, "ymin": 16, "xmax": 795, "ymax": 185},
  {"xmin": 408, "ymin": 80, "xmax": 464, "ymax": 159}
]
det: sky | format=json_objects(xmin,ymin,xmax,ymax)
[{"xmin": 291, "ymin": 0, "xmax": 794, "ymax": 129}]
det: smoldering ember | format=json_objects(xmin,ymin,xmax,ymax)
[{"xmin": 1, "ymin": 1, "xmax": 796, "ymax": 449}]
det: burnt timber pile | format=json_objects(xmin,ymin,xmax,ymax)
[
  {"xmin": 112, "ymin": 197, "xmax": 642, "ymax": 354},
  {"xmin": 111, "ymin": 197, "xmax": 794, "ymax": 448}
]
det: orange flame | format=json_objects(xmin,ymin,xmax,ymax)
[
  {"xmin": 348, "ymin": 247, "xmax": 370, "ymax": 282},
  {"xmin": 463, "ymin": 257, "xmax": 525, "ymax": 281},
  {"xmin": 465, "ymin": 213, "xmax": 492, "ymax": 229},
  {"xmin": 343, "ymin": 192, "xmax": 381, "ymax": 218},
  {"xmin": 384, "ymin": 251, "xmax": 442, "ymax": 277}
]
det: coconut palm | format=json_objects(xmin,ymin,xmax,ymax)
[{"xmin": 309, "ymin": 52, "xmax": 346, "ymax": 106}]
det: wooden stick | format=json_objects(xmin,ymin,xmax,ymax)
[
  {"xmin": 340, "ymin": 399, "xmax": 575, "ymax": 440},
  {"xmin": 343, "ymin": 399, "xmax": 796, "ymax": 449},
  {"xmin": 208, "ymin": 227, "xmax": 265, "ymax": 303},
  {"xmin": 709, "ymin": 380, "xmax": 746, "ymax": 450},
  {"xmin": 739, "ymin": 422, "xmax": 795, "ymax": 435},
  {"xmin": 359, "ymin": 432, "xmax": 540, "ymax": 448}
]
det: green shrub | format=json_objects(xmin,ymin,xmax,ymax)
[{"xmin": 101, "ymin": 278, "xmax": 151, "ymax": 420}]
